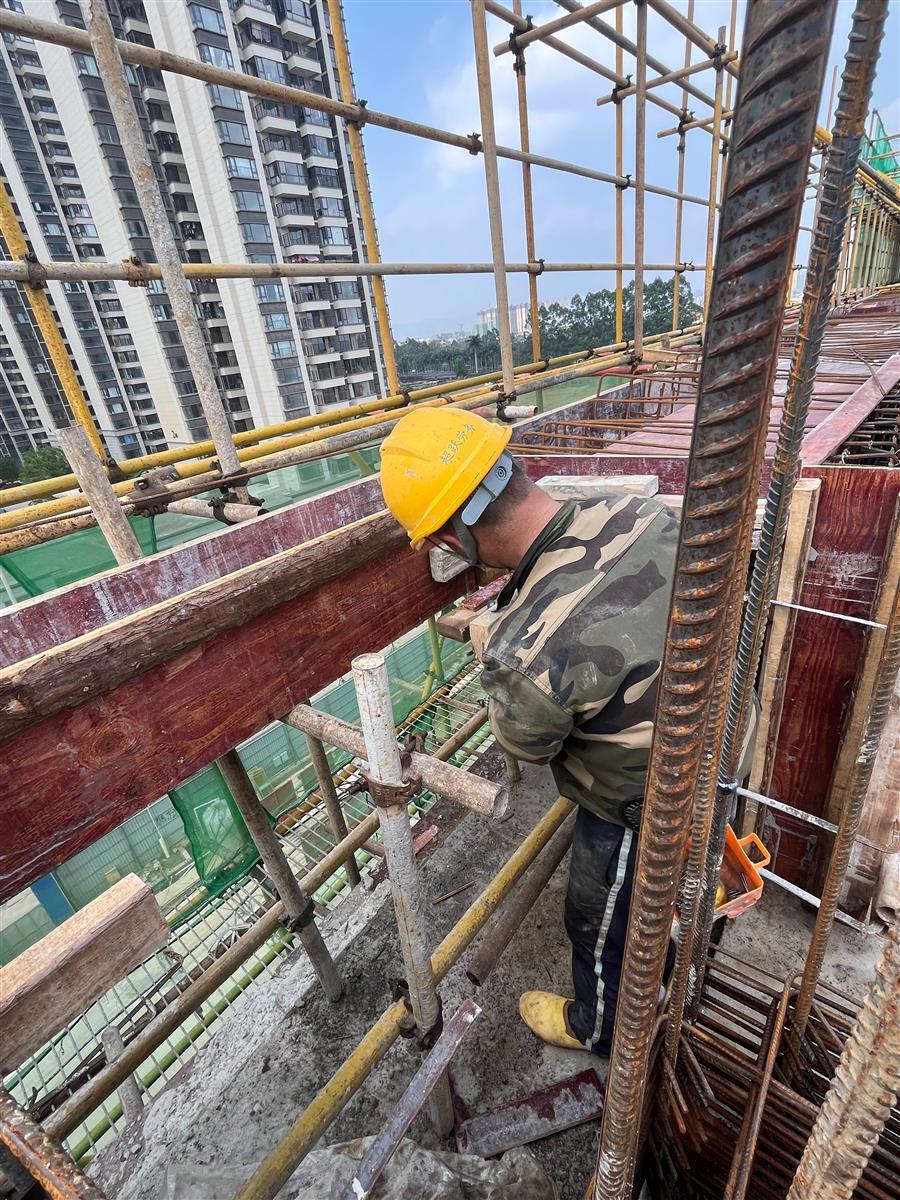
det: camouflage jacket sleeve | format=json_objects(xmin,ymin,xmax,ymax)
[{"xmin": 481, "ymin": 659, "xmax": 574, "ymax": 764}]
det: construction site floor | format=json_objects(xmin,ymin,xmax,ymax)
[{"xmin": 88, "ymin": 756, "xmax": 883, "ymax": 1200}]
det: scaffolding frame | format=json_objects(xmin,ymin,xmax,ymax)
[
  {"xmin": 1, "ymin": 0, "xmax": 897, "ymax": 547},
  {"xmin": 0, "ymin": 4, "xmax": 899, "ymax": 1200}
]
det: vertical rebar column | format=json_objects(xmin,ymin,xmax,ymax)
[
  {"xmin": 352, "ymin": 653, "xmax": 454, "ymax": 1136},
  {"xmin": 670, "ymin": 2, "xmax": 693, "ymax": 334},
  {"xmin": 84, "ymin": 0, "xmax": 244, "ymax": 493},
  {"xmin": 0, "ymin": 183, "xmax": 105, "ymax": 458},
  {"xmin": 614, "ymin": 2, "xmax": 625, "ymax": 343},
  {"xmin": 0, "ymin": 1088, "xmax": 109, "ymax": 1200},
  {"xmin": 787, "ymin": 915, "xmax": 900, "ymax": 1200},
  {"xmin": 632, "ymin": 0, "xmax": 647, "ymax": 356},
  {"xmin": 512, "ymin": 0, "xmax": 541, "ymax": 363},
  {"xmin": 675, "ymin": 0, "xmax": 890, "ymax": 1028},
  {"xmin": 702, "ymin": 31, "xmax": 726, "ymax": 319},
  {"xmin": 217, "ymin": 749, "xmax": 344, "ymax": 1002},
  {"xmin": 471, "ymin": 0, "xmax": 516, "ymax": 399},
  {"xmin": 592, "ymin": 2, "xmax": 836, "ymax": 1195},
  {"xmin": 326, "ymin": 0, "xmax": 399, "ymax": 396},
  {"xmin": 303, "ymin": 732, "xmax": 362, "ymax": 889},
  {"xmin": 847, "ymin": 192, "xmax": 868, "ymax": 291},
  {"xmin": 792, "ymin": 513, "xmax": 900, "ymax": 1040}
]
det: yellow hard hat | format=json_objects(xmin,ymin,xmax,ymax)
[{"xmin": 380, "ymin": 407, "xmax": 512, "ymax": 547}]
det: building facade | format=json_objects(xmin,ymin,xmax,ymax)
[
  {"xmin": 0, "ymin": 0, "xmax": 385, "ymax": 466},
  {"xmin": 474, "ymin": 302, "xmax": 529, "ymax": 338}
]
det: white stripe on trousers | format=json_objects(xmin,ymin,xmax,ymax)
[{"xmin": 587, "ymin": 828, "xmax": 633, "ymax": 1049}]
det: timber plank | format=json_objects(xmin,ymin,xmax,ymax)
[
  {"xmin": 0, "ymin": 874, "xmax": 168, "ymax": 1072},
  {"xmin": 767, "ymin": 466, "xmax": 900, "ymax": 888},
  {"xmin": 800, "ymin": 353, "xmax": 900, "ymax": 465},
  {"xmin": 0, "ymin": 548, "xmax": 467, "ymax": 902}
]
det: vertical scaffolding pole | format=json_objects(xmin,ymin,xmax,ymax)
[
  {"xmin": 352, "ymin": 653, "xmax": 454, "ymax": 1136},
  {"xmin": 471, "ymin": 0, "xmax": 516, "ymax": 399},
  {"xmin": 303, "ymin": 732, "xmax": 363, "ymax": 890},
  {"xmin": 847, "ymin": 192, "xmax": 868, "ymax": 292},
  {"xmin": 632, "ymin": 0, "xmax": 647, "ymax": 356},
  {"xmin": 672, "ymin": 0, "xmax": 889, "ymax": 1035},
  {"xmin": 592, "ymin": 2, "xmax": 836, "ymax": 1194},
  {"xmin": 787, "ymin": 915, "xmax": 900, "ymax": 1200},
  {"xmin": 614, "ymin": 2, "xmax": 625, "ymax": 344},
  {"xmin": 326, "ymin": 0, "xmax": 399, "ymax": 396},
  {"xmin": 217, "ymin": 749, "xmax": 344, "ymax": 1003},
  {"xmin": 0, "ymin": 183, "xmax": 105, "ymax": 458},
  {"xmin": 670, "ymin": 1, "xmax": 693, "ymax": 334},
  {"xmin": 512, "ymin": 0, "xmax": 541, "ymax": 362},
  {"xmin": 57, "ymin": 426, "xmax": 141, "ymax": 563},
  {"xmin": 85, "ymin": 0, "xmax": 245, "ymax": 495}
]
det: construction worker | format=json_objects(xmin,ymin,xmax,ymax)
[{"xmin": 380, "ymin": 407, "xmax": 750, "ymax": 1056}]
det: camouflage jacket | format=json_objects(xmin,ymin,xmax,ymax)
[{"xmin": 479, "ymin": 494, "xmax": 678, "ymax": 826}]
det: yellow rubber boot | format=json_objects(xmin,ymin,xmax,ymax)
[{"xmin": 518, "ymin": 991, "xmax": 586, "ymax": 1051}]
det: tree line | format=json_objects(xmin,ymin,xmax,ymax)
[{"xmin": 395, "ymin": 277, "xmax": 701, "ymax": 381}]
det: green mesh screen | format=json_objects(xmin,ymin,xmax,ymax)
[
  {"xmin": 861, "ymin": 114, "xmax": 898, "ymax": 175},
  {"xmin": 169, "ymin": 764, "xmax": 262, "ymax": 895}
]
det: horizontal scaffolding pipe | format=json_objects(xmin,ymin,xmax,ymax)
[
  {"xmin": 0, "ymin": 9, "xmax": 710, "ymax": 207},
  {"xmin": 285, "ymin": 703, "xmax": 508, "ymax": 818},
  {"xmin": 596, "ymin": 52, "xmax": 738, "ymax": 106},
  {"xmin": 493, "ymin": 0, "xmax": 626, "ymax": 55},
  {"xmin": 0, "ymin": 327, "xmax": 701, "ymax": 538},
  {"xmin": 0, "ymin": 259, "xmax": 700, "ymax": 285},
  {"xmin": 232, "ymin": 797, "xmax": 575, "ymax": 1200}
]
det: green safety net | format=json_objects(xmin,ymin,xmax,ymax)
[
  {"xmin": 861, "ymin": 114, "xmax": 898, "ymax": 175},
  {"xmin": 169, "ymin": 764, "xmax": 262, "ymax": 895}
]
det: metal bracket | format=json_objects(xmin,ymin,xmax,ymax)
[
  {"xmin": 350, "ymin": 98, "xmax": 369, "ymax": 130},
  {"xmin": 363, "ymin": 769, "xmax": 421, "ymax": 811},
  {"xmin": 528, "ymin": 257, "xmax": 546, "ymax": 277},
  {"xmin": 123, "ymin": 254, "xmax": 150, "ymax": 288},
  {"xmin": 610, "ymin": 76, "xmax": 633, "ymax": 107},
  {"xmin": 615, "ymin": 173, "xmax": 632, "ymax": 192},
  {"xmin": 286, "ymin": 893, "xmax": 316, "ymax": 933},
  {"xmin": 467, "ymin": 133, "xmax": 483, "ymax": 157},
  {"xmin": 508, "ymin": 16, "xmax": 531, "ymax": 76},
  {"xmin": 21, "ymin": 253, "xmax": 46, "ymax": 289},
  {"xmin": 390, "ymin": 979, "xmax": 444, "ymax": 1051}
]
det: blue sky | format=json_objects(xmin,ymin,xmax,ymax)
[{"xmin": 341, "ymin": 1, "xmax": 900, "ymax": 339}]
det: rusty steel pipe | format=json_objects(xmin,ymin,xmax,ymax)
[
  {"xmin": 787, "ymin": 917, "xmax": 900, "ymax": 1200},
  {"xmin": 676, "ymin": 0, "xmax": 891, "ymax": 1036},
  {"xmin": 0, "ymin": 1088, "xmax": 108, "ymax": 1200},
  {"xmin": 592, "ymin": 3, "xmax": 837, "ymax": 1196}
]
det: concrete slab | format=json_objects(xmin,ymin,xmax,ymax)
[{"xmin": 88, "ymin": 755, "xmax": 884, "ymax": 1200}]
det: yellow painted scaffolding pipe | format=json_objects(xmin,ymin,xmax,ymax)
[
  {"xmin": 326, "ymin": 0, "xmax": 399, "ymax": 397},
  {"xmin": 513, "ymin": 0, "xmax": 542, "ymax": 363},
  {"xmin": 232, "ymin": 797, "xmax": 575, "ymax": 1200},
  {"xmin": 0, "ymin": 183, "xmax": 105, "ymax": 458}
]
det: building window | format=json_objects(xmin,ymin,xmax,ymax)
[
  {"xmin": 216, "ymin": 120, "xmax": 251, "ymax": 145},
  {"xmin": 315, "ymin": 196, "xmax": 344, "ymax": 218},
  {"xmin": 209, "ymin": 84, "xmax": 243, "ymax": 109},
  {"xmin": 247, "ymin": 57, "xmax": 287, "ymax": 85},
  {"xmin": 189, "ymin": 3, "xmax": 226, "ymax": 35},
  {"xmin": 264, "ymin": 312, "xmax": 290, "ymax": 330},
  {"xmin": 269, "ymin": 339, "xmax": 296, "ymax": 358},
  {"xmin": 321, "ymin": 225, "xmax": 349, "ymax": 246},
  {"xmin": 198, "ymin": 43, "xmax": 233, "ymax": 70},
  {"xmin": 331, "ymin": 280, "xmax": 358, "ymax": 299},
  {"xmin": 254, "ymin": 282, "xmax": 284, "ymax": 302},
  {"xmin": 224, "ymin": 155, "xmax": 258, "ymax": 179},
  {"xmin": 266, "ymin": 160, "xmax": 306, "ymax": 186},
  {"xmin": 304, "ymin": 135, "xmax": 334, "ymax": 159},
  {"xmin": 126, "ymin": 219, "xmax": 148, "ymax": 238},
  {"xmin": 73, "ymin": 53, "xmax": 101, "ymax": 77},
  {"xmin": 240, "ymin": 222, "xmax": 273, "ymax": 242},
  {"xmin": 233, "ymin": 189, "xmax": 265, "ymax": 212},
  {"xmin": 309, "ymin": 167, "xmax": 341, "ymax": 189}
]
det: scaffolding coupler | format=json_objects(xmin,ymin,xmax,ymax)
[
  {"xmin": 390, "ymin": 978, "xmax": 444, "ymax": 1051},
  {"xmin": 507, "ymin": 16, "xmax": 532, "ymax": 77}
]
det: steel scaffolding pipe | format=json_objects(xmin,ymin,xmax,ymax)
[
  {"xmin": 592, "ymin": 2, "xmax": 836, "ymax": 1196},
  {"xmin": 352, "ymin": 652, "xmax": 454, "ymax": 1137},
  {"xmin": 671, "ymin": 0, "xmax": 891, "ymax": 1039},
  {"xmin": 786, "ymin": 916, "xmax": 900, "ymax": 1200},
  {"xmin": 485, "ymin": 0, "xmax": 623, "ymax": 89},
  {"xmin": 285, "ymin": 702, "xmax": 508, "ymax": 819},
  {"xmin": 0, "ymin": 8, "xmax": 709, "ymax": 208},
  {"xmin": 493, "ymin": 0, "xmax": 626, "ymax": 55},
  {"xmin": 232, "ymin": 796, "xmax": 575, "ymax": 1200},
  {"xmin": 85, "ymin": 0, "xmax": 244, "ymax": 496}
]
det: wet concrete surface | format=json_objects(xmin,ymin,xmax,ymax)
[{"xmin": 90, "ymin": 754, "xmax": 884, "ymax": 1200}]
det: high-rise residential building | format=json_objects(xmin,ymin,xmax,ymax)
[
  {"xmin": 0, "ymin": 0, "xmax": 385, "ymax": 466},
  {"xmin": 474, "ymin": 302, "xmax": 529, "ymax": 338}
]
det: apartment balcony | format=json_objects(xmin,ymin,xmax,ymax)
[
  {"xmin": 142, "ymin": 85, "xmax": 168, "ymax": 105},
  {"xmin": 281, "ymin": 13, "xmax": 315, "ymax": 43},
  {"xmin": 280, "ymin": 231, "xmax": 318, "ymax": 256},
  {"xmin": 275, "ymin": 208, "xmax": 314, "ymax": 227},
  {"xmin": 233, "ymin": 1, "xmax": 278, "ymax": 26},
  {"xmin": 158, "ymin": 149, "xmax": 185, "ymax": 168},
  {"xmin": 312, "ymin": 374, "xmax": 348, "ymax": 392},
  {"xmin": 256, "ymin": 112, "xmax": 295, "ymax": 134},
  {"xmin": 285, "ymin": 49, "xmax": 320, "ymax": 75},
  {"xmin": 345, "ymin": 364, "xmax": 375, "ymax": 380},
  {"xmin": 149, "ymin": 117, "xmax": 178, "ymax": 136},
  {"xmin": 270, "ymin": 179, "xmax": 311, "ymax": 200}
]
